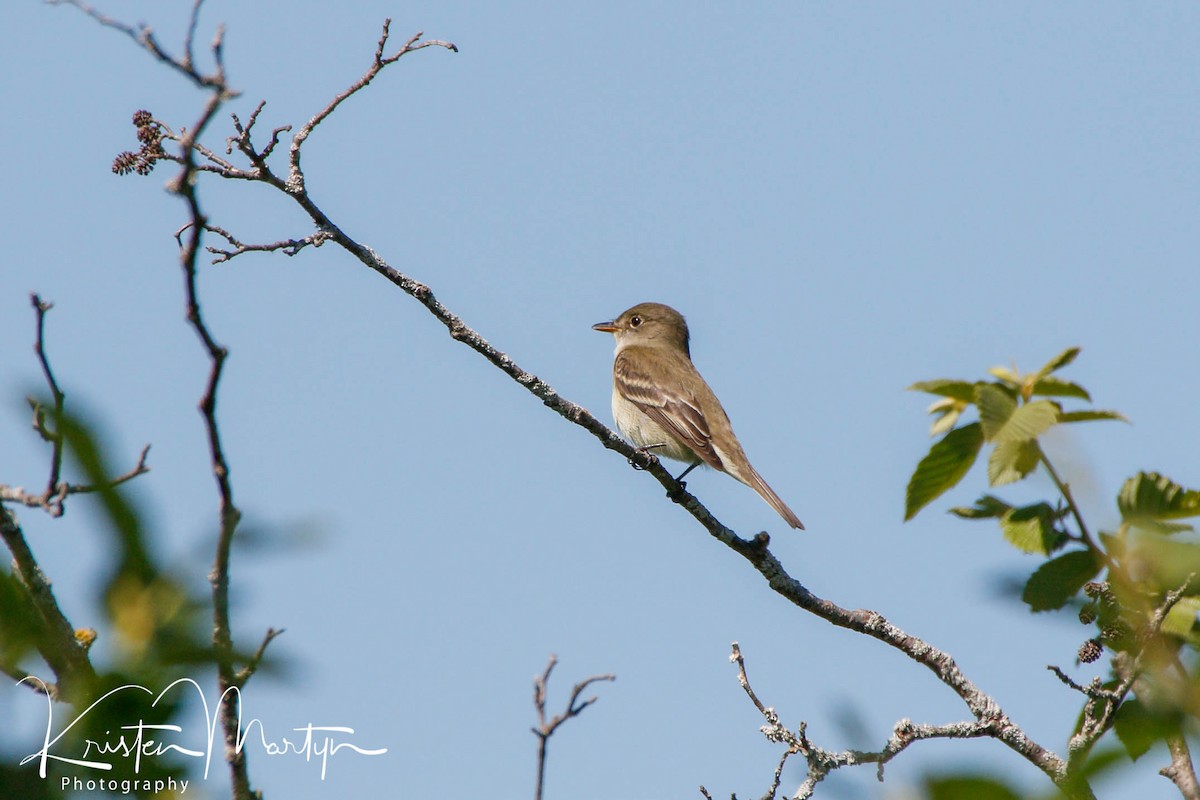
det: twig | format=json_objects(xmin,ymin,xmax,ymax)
[
  {"xmin": 29, "ymin": 295, "xmax": 65, "ymax": 499},
  {"xmin": 531, "ymin": 655, "xmax": 615, "ymax": 800},
  {"xmin": 2, "ymin": 299, "xmax": 152, "ymax": 517},
  {"xmin": 1038, "ymin": 448, "xmax": 1117, "ymax": 576},
  {"xmin": 1163, "ymin": 735, "xmax": 1200, "ymax": 800},
  {"xmin": 0, "ymin": 445, "xmax": 151, "ymax": 516},
  {"xmin": 1047, "ymin": 666, "xmax": 1117, "ymax": 701},
  {"xmin": 182, "ymin": 0, "xmax": 202, "ymax": 70},
  {"xmin": 234, "ymin": 627, "xmax": 284, "ymax": 686},
  {"xmin": 1052, "ymin": 575, "xmax": 1196, "ymax": 775},
  {"xmin": 0, "ymin": 662, "xmax": 56, "ymax": 698},
  {"xmin": 199, "ymin": 223, "xmax": 333, "ymax": 263},
  {"xmin": 226, "ymin": 101, "xmax": 291, "ymax": 164},
  {"xmin": 728, "ymin": 643, "xmax": 998, "ymax": 799},
  {"xmin": 47, "ymin": 0, "xmax": 232, "ymax": 92},
  {"xmin": 286, "ymin": 20, "xmax": 457, "ymax": 192}
]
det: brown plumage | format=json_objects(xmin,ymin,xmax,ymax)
[{"xmin": 594, "ymin": 302, "xmax": 804, "ymax": 530}]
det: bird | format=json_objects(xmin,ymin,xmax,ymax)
[{"xmin": 593, "ymin": 302, "xmax": 804, "ymax": 529}]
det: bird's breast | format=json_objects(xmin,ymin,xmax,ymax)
[{"xmin": 611, "ymin": 391, "xmax": 698, "ymax": 464}]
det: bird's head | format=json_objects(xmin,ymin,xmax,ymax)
[{"xmin": 592, "ymin": 302, "xmax": 691, "ymax": 357}]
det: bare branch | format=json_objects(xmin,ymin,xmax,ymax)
[
  {"xmin": 286, "ymin": 19, "xmax": 457, "ymax": 192},
  {"xmin": 201, "ymin": 223, "xmax": 333, "ymax": 263},
  {"xmin": 532, "ymin": 655, "xmax": 615, "ymax": 800},
  {"xmin": 29, "ymin": 294, "xmax": 65, "ymax": 499},
  {"xmin": 182, "ymin": 0, "xmax": 203, "ymax": 69},
  {"xmin": 47, "ymin": 0, "xmax": 235, "ymax": 93},
  {"xmin": 178, "ymin": 110, "xmax": 253, "ymax": 800},
  {"xmin": 1, "ymin": 443, "xmax": 153, "ymax": 517},
  {"xmin": 234, "ymin": 626, "xmax": 284, "ymax": 686},
  {"xmin": 1047, "ymin": 665, "xmax": 1118, "ymax": 701},
  {"xmin": 728, "ymin": 643, "xmax": 1000, "ymax": 799},
  {"xmin": 0, "ymin": 663, "xmax": 56, "ymax": 698},
  {"xmin": 1163, "ymin": 735, "xmax": 1200, "ymax": 800},
  {"xmin": 221, "ymin": 100, "xmax": 293, "ymax": 170},
  {"xmin": 2, "ymin": 298, "xmax": 152, "ymax": 517}
]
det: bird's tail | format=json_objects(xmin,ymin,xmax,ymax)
[{"xmin": 742, "ymin": 465, "xmax": 804, "ymax": 530}]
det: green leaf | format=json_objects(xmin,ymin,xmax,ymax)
[
  {"xmin": 988, "ymin": 439, "xmax": 1041, "ymax": 486},
  {"xmin": 1036, "ymin": 346, "xmax": 1081, "ymax": 379},
  {"xmin": 1125, "ymin": 535, "xmax": 1200, "ymax": 592},
  {"xmin": 929, "ymin": 407, "xmax": 962, "ymax": 436},
  {"xmin": 1021, "ymin": 549, "xmax": 1101, "ymax": 611},
  {"xmin": 905, "ymin": 422, "xmax": 984, "ymax": 521},
  {"xmin": 1099, "ymin": 531, "xmax": 1126, "ymax": 560},
  {"xmin": 1113, "ymin": 698, "xmax": 1181, "ymax": 762},
  {"xmin": 907, "ymin": 379, "xmax": 976, "ymax": 402},
  {"xmin": 1146, "ymin": 521, "xmax": 1196, "ymax": 535},
  {"xmin": 1059, "ymin": 410, "xmax": 1129, "ymax": 424},
  {"xmin": 993, "ymin": 400, "xmax": 1060, "ymax": 445},
  {"xmin": 950, "ymin": 494, "xmax": 1012, "ymax": 520},
  {"xmin": 987, "ymin": 365, "xmax": 1020, "ymax": 386},
  {"xmin": 975, "ymin": 384, "xmax": 1016, "ymax": 440},
  {"xmin": 924, "ymin": 775, "xmax": 1023, "ymax": 800},
  {"xmin": 1118, "ymin": 472, "xmax": 1200, "ymax": 523},
  {"xmin": 1030, "ymin": 376, "xmax": 1091, "ymax": 401},
  {"xmin": 927, "ymin": 397, "xmax": 958, "ymax": 414},
  {"xmin": 1000, "ymin": 503, "xmax": 1067, "ymax": 555},
  {"xmin": 1161, "ymin": 597, "xmax": 1200, "ymax": 642}
]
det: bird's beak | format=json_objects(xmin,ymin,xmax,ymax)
[{"xmin": 592, "ymin": 320, "xmax": 618, "ymax": 333}]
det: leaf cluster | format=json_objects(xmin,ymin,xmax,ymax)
[{"xmin": 906, "ymin": 348, "xmax": 1200, "ymax": 772}]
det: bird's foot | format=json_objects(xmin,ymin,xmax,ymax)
[{"xmin": 628, "ymin": 444, "xmax": 664, "ymax": 471}]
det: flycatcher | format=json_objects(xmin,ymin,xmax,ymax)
[{"xmin": 593, "ymin": 302, "xmax": 804, "ymax": 530}]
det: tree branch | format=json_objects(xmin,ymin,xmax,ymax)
[
  {"xmin": 286, "ymin": 19, "xmax": 457, "ymax": 193},
  {"xmin": 29, "ymin": 295, "xmax": 65, "ymax": 499},
  {"xmin": 531, "ymin": 654, "xmax": 615, "ymax": 800},
  {"xmin": 55, "ymin": 2, "xmax": 262, "ymax": 796},
  {"xmin": 234, "ymin": 626, "xmax": 284, "ymax": 687},
  {"xmin": 0, "ymin": 296, "xmax": 152, "ymax": 517},
  {"xmin": 195, "ymin": 222, "xmax": 333, "ymax": 264},
  {"xmin": 1050, "ymin": 576, "xmax": 1195, "ymax": 778},
  {"xmin": 1163, "ymin": 734, "xmax": 1200, "ymax": 800},
  {"xmin": 727, "ymin": 642, "xmax": 999, "ymax": 798}
]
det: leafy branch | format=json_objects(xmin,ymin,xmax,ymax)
[{"xmin": 907, "ymin": 348, "xmax": 1200, "ymax": 794}]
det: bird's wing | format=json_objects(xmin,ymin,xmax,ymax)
[{"xmin": 613, "ymin": 349, "xmax": 725, "ymax": 470}]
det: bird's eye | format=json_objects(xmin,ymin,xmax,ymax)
[{"xmin": 630, "ymin": 316, "xmax": 642, "ymax": 327}]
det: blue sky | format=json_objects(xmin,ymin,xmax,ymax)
[{"xmin": 2, "ymin": 1, "xmax": 1198, "ymax": 798}]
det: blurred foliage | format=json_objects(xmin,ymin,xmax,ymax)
[
  {"xmin": 1, "ymin": 404, "xmax": 221, "ymax": 798},
  {"xmin": 907, "ymin": 348, "xmax": 1200, "ymax": 795},
  {"xmin": 920, "ymin": 745, "xmax": 1127, "ymax": 800}
]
